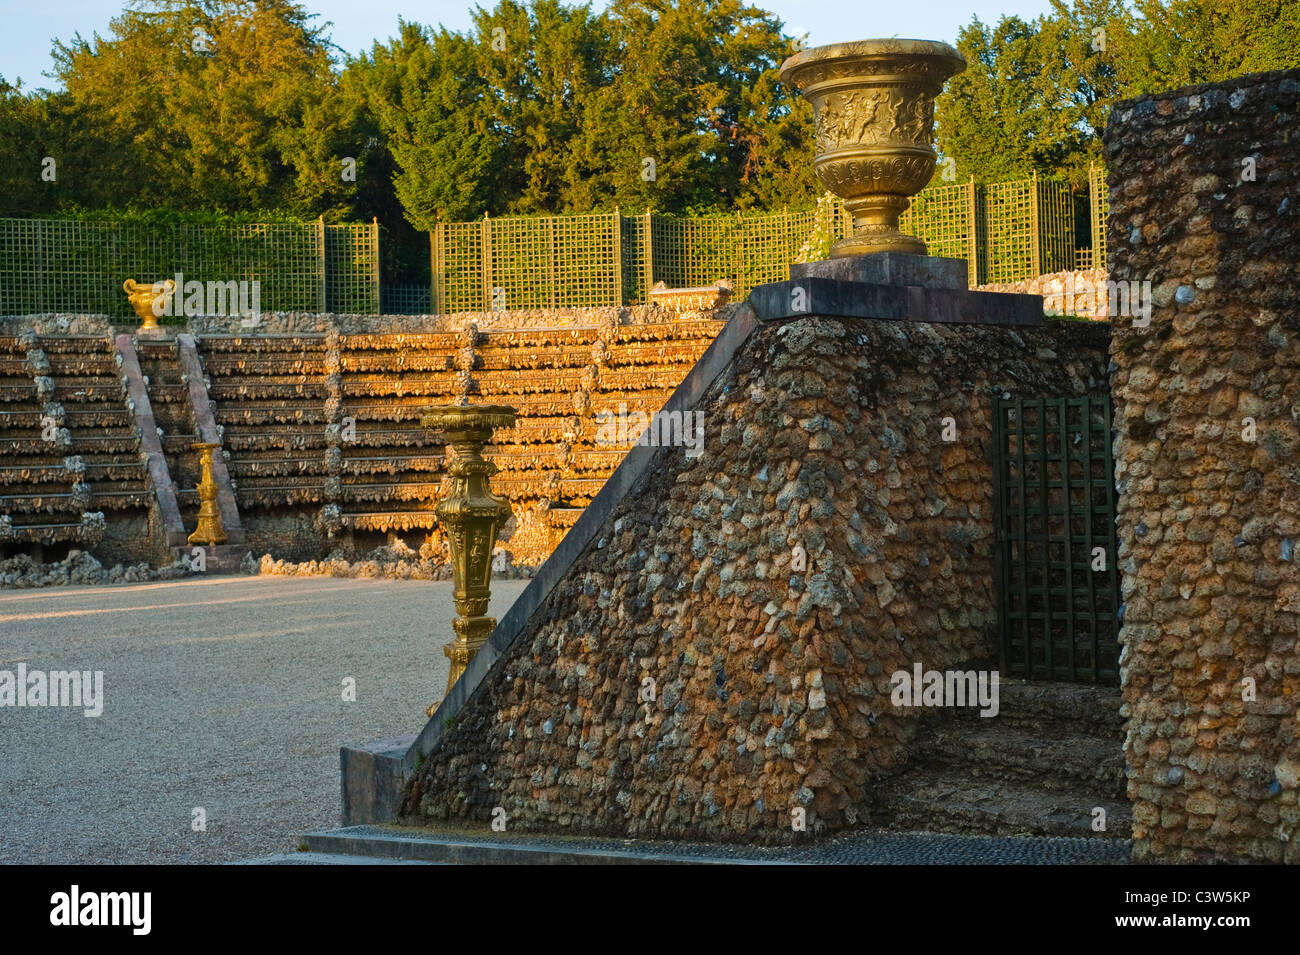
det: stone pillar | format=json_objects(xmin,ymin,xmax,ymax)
[{"xmin": 1106, "ymin": 68, "xmax": 1300, "ymax": 863}]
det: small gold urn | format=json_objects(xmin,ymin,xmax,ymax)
[
  {"xmin": 780, "ymin": 39, "xmax": 965, "ymax": 257},
  {"xmin": 188, "ymin": 442, "xmax": 228, "ymax": 547},
  {"xmin": 420, "ymin": 404, "xmax": 517, "ymax": 714},
  {"xmin": 123, "ymin": 278, "xmax": 176, "ymax": 333}
]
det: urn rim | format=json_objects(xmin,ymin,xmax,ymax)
[{"xmin": 779, "ymin": 38, "xmax": 965, "ymax": 89}]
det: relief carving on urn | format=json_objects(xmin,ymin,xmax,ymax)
[{"xmin": 780, "ymin": 39, "xmax": 965, "ymax": 257}]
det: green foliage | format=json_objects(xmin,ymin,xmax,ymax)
[
  {"xmin": 43, "ymin": 0, "xmax": 350, "ymax": 216},
  {"xmin": 347, "ymin": 0, "xmax": 813, "ymax": 225},
  {"xmin": 937, "ymin": 0, "xmax": 1300, "ymax": 187},
  {"xmin": 558, "ymin": 0, "xmax": 812, "ymax": 215},
  {"xmin": 1113, "ymin": 0, "xmax": 1300, "ymax": 93},
  {"xmin": 348, "ymin": 21, "xmax": 500, "ymax": 227}
]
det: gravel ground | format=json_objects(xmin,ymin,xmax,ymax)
[{"xmin": 0, "ymin": 575, "xmax": 527, "ymax": 864}]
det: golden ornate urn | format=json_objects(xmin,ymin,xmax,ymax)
[
  {"xmin": 123, "ymin": 278, "xmax": 176, "ymax": 333},
  {"xmin": 780, "ymin": 39, "xmax": 965, "ymax": 257},
  {"xmin": 420, "ymin": 403, "xmax": 518, "ymax": 714},
  {"xmin": 188, "ymin": 442, "xmax": 228, "ymax": 547}
]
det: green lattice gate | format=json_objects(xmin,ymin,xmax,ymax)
[{"xmin": 993, "ymin": 396, "xmax": 1120, "ymax": 684}]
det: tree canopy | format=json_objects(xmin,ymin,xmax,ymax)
[{"xmin": 935, "ymin": 0, "xmax": 1300, "ymax": 187}]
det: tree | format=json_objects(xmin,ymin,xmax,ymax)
[
  {"xmin": 1111, "ymin": 0, "xmax": 1300, "ymax": 94},
  {"xmin": 347, "ymin": 21, "xmax": 500, "ymax": 226},
  {"xmin": 935, "ymin": 0, "xmax": 1300, "ymax": 186},
  {"xmin": 48, "ymin": 0, "xmax": 347, "ymax": 215},
  {"xmin": 466, "ymin": 0, "xmax": 611, "ymax": 215},
  {"xmin": 569, "ymin": 0, "xmax": 807, "ymax": 214},
  {"xmin": 935, "ymin": 17, "xmax": 1054, "ymax": 185}
]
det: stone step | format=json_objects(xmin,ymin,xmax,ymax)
[
  {"xmin": 169, "ymin": 543, "xmax": 249, "ymax": 572},
  {"xmin": 877, "ymin": 769, "xmax": 1132, "ymax": 839},
  {"xmin": 917, "ymin": 720, "xmax": 1126, "ymax": 798},
  {"xmin": 301, "ymin": 823, "xmax": 1131, "ymax": 864},
  {"xmin": 233, "ymin": 852, "xmax": 440, "ymax": 865},
  {"xmin": 952, "ymin": 678, "xmax": 1124, "ymax": 737}
]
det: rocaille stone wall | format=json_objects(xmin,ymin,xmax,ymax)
[
  {"xmin": 403, "ymin": 315, "xmax": 1109, "ymax": 842},
  {"xmin": 1106, "ymin": 69, "xmax": 1300, "ymax": 863}
]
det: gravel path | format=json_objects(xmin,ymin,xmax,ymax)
[{"xmin": 0, "ymin": 575, "xmax": 527, "ymax": 864}]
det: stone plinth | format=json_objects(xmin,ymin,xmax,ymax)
[
  {"xmin": 790, "ymin": 252, "xmax": 968, "ymax": 291},
  {"xmin": 749, "ymin": 278, "xmax": 1042, "ymax": 326},
  {"xmin": 768, "ymin": 252, "xmax": 1038, "ymax": 326}
]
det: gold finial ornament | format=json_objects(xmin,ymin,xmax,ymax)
[
  {"xmin": 780, "ymin": 39, "xmax": 966, "ymax": 257},
  {"xmin": 123, "ymin": 278, "xmax": 176, "ymax": 333},
  {"xmin": 188, "ymin": 442, "xmax": 228, "ymax": 547},
  {"xmin": 420, "ymin": 404, "xmax": 518, "ymax": 716}
]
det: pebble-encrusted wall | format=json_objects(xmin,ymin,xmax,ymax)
[
  {"xmin": 1106, "ymin": 68, "xmax": 1300, "ymax": 863},
  {"xmin": 979, "ymin": 270, "xmax": 1109, "ymax": 319},
  {"xmin": 403, "ymin": 315, "xmax": 1109, "ymax": 842}
]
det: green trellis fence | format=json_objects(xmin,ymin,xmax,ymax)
[
  {"xmin": 432, "ymin": 167, "xmax": 1110, "ymax": 312},
  {"xmin": 0, "ymin": 217, "xmax": 379, "ymax": 318},
  {"xmin": 0, "ymin": 168, "xmax": 1110, "ymax": 317}
]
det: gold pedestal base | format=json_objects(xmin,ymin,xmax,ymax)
[
  {"xmin": 427, "ymin": 616, "xmax": 497, "ymax": 718},
  {"xmin": 421, "ymin": 403, "xmax": 516, "ymax": 718},
  {"xmin": 833, "ymin": 194, "xmax": 927, "ymax": 257}
]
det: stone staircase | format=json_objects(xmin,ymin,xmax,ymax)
[
  {"xmin": 135, "ymin": 339, "xmax": 202, "ymax": 524},
  {"xmin": 875, "ymin": 680, "xmax": 1131, "ymax": 840}
]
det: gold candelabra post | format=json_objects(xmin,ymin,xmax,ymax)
[
  {"xmin": 420, "ymin": 404, "xmax": 517, "ymax": 717},
  {"xmin": 188, "ymin": 442, "xmax": 228, "ymax": 547},
  {"xmin": 123, "ymin": 278, "xmax": 175, "ymax": 334}
]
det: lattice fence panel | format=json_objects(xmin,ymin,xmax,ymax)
[
  {"xmin": 0, "ymin": 218, "xmax": 326, "ymax": 318},
  {"xmin": 1090, "ymin": 163, "xmax": 1110, "ymax": 273},
  {"xmin": 994, "ymin": 395, "xmax": 1120, "ymax": 685},
  {"xmin": 983, "ymin": 180, "xmax": 1036, "ymax": 283},
  {"xmin": 486, "ymin": 215, "xmax": 555, "ymax": 310},
  {"xmin": 325, "ymin": 223, "xmax": 378, "ymax": 314},
  {"xmin": 677, "ymin": 216, "xmax": 739, "ymax": 290},
  {"xmin": 621, "ymin": 213, "xmax": 651, "ymax": 304},
  {"xmin": 381, "ymin": 284, "xmax": 432, "ymax": 315},
  {"xmin": 901, "ymin": 181, "xmax": 972, "ymax": 263},
  {"xmin": 1037, "ymin": 179, "xmax": 1076, "ymax": 276},
  {"xmin": 433, "ymin": 220, "xmax": 485, "ymax": 313},
  {"xmin": 648, "ymin": 216, "xmax": 688, "ymax": 291},
  {"xmin": 548, "ymin": 213, "xmax": 619, "ymax": 308},
  {"xmin": 738, "ymin": 208, "xmax": 815, "ymax": 297}
]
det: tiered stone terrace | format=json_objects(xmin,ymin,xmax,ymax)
[
  {"xmin": 0, "ymin": 331, "xmax": 153, "ymax": 563},
  {"xmin": 187, "ymin": 321, "xmax": 721, "ymax": 563},
  {"xmin": 2, "ymin": 311, "xmax": 725, "ymax": 570}
]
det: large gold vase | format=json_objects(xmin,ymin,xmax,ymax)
[
  {"xmin": 123, "ymin": 278, "xmax": 175, "ymax": 333},
  {"xmin": 420, "ymin": 403, "xmax": 517, "ymax": 712},
  {"xmin": 780, "ymin": 39, "xmax": 965, "ymax": 257}
]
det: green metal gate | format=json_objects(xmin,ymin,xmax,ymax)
[{"xmin": 993, "ymin": 396, "xmax": 1120, "ymax": 684}]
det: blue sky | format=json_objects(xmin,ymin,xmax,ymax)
[{"xmin": 3, "ymin": 0, "xmax": 1057, "ymax": 91}]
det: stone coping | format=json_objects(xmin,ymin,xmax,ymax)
[{"xmin": 749, "ymin": 278, "xmax": 1042, "ymax": 325}]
